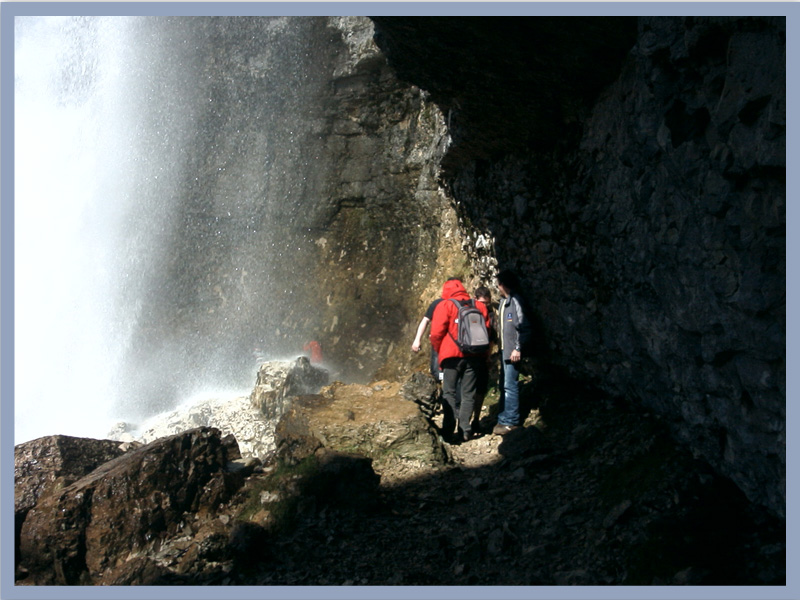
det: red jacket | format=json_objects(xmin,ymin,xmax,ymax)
[
  {"xmin": 429, "ymin": 279, "xmax": 491, "ymax": 365},
  {"xmin": 303, "ymin": 340, "xmax": 323, "ymax": 364}
]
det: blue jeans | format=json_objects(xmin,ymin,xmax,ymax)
[{"xmin": 497, "ymin": 359, "xmax": 520, "ymax": 427}]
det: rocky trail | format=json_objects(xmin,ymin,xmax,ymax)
[
  {"xmin": 187, "ymin": 375, "xmax": 785, "ymax": 587},
  {"xmin": 15, "ymin": 368, "xmax": 784, "ymax": 587}
]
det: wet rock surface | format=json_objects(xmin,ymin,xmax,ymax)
[
  {"xmin": 14, "ymin": 436, "xmax": 124, "ymax": 516},
  {"xmin": 249, "ymin": 357, "xmax": 330, "ymax": 422},
  {"xmin": 14, "ymin": 436, "xmax": 126, "ymax": 574},
  {"xmin": 110, "ymin": 356, "xmax": 330, "ymax": 461},
  {"xmin": 113, "ymin": 16, "xmax": 465, "ymax": 407},
  {"xmin": 132, "ymin": 395, "xmax": 273, "ymax": 460}
]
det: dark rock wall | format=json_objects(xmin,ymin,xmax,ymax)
[
  {"xmin": 372, "ymin": 17, "xmax": 638, "ymax": 167},
  {"xmin": 372, "ymin": 16, "xmax": 785, "ymax": 517}
]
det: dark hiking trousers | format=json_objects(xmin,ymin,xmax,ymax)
[{"xmin": 440, "ymin": 355, "xmax": 485, "ymax": 439}]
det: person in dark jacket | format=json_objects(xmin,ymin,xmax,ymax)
[
  {"xmin": 493, "ymin": 270, "xmax": 533, "ymax": 435},
  {"xmin": 430, "ymin": 278, "xmax": 491, "ymax": 442}
]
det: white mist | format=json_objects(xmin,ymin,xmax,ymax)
[
  {"xmin": 15, "ymin": 17, "xmax": 144, "ymax": 442},
  {"xmin": 14, "ymin": 16, "xmax": 333, "ymax": 444}
]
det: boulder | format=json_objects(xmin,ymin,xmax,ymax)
[
  {"xmin": 275, "ymin": 379, "xmax": 447, "ymax": 467},
  {"xmin": 15, "ymin": 435, "xmax": 125, "ymax": 516},
  {"xmin": 17, "ymin": 427, "xmax": 241, "ymax": 585},
  {"xmin": 249, "ymin": 356, "xmax": 330, "ymax": 421},
  {"xmin": 14, "ymin": 435, "xmax": 126, "ymax": 575}
]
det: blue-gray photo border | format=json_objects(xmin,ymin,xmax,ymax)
[{"xmin": 1, "ymin": 2, "xmax": 794, "ymax": 600}]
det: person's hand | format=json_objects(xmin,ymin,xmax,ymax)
[
  {"xmin": 412, "ymin": 341, "xmax": 421, "ymax": 352},
  {"xmin": 510, "ymin": 349, "xmax": 521, "ymax": 363}
]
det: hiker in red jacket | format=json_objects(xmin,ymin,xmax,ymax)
[
  {"xmin": 303, "ymin": 340, "xmax": 323, "ymax": 365},
  {"xmin": 429, "ymin": 278, "xmax": 491, "ymax": 443}
]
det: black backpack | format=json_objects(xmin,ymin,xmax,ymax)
[{"xmin": 448, "ymin": 298, "xmax": 490, "ymax": 354}]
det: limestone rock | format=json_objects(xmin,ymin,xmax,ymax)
[
  {"xmin": 133, "ymin": 395, "xmax": 268, "ymax": 461},
  {"xmin": 249, "ymin": 356, "xmax": 329, "ymax": 421},
  {"xmin": 275, "ymin": 379, "xmax": 447, "ymax": 467},
  {"xmin": 117, "ymin": 357, "xmax": 328, "ymax": 462}
]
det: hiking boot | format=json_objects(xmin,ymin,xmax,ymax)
[
  {"xmin": 492, "ymin": 424, "xmax": 519, "ymax": 436},
  {"xmin": 462, "ymin": 430, "xmax": 473, "ymax": 443},
  {"xmin": 440, "ymin": 429, "xmax": 459, "ymax": 445}
]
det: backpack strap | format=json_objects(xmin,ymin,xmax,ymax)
[{"xmin": 450, "ymin": 298, "xmax": 472, "ymax": 309}]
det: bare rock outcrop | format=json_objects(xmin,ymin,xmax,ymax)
[
  {"xmin": 249, "ymin": 356, "xmax": 329, "ymax": 421},
  {"xmin": 14, "ymin": 373, "xmax": 783, "ymax": 586},
  {"xmin": 16, "ymin": 366, "xmax": 426, "ymax": 586},
  {"xmin": 275, "ymin": 379, "xmax": 447, "ymax": 468},
  {"xmin": 14, "ymin": 435, "xmax": 126, "ymax": 574},
  {"xmin": 15, "ymin": 425, "xmax": 385, "ymax": 586},
  {"xmin": 17, "ymin": 427, "xmax": 240, "ymax": 585},
  {"xmin": 112, "ymin": 356, "xmax": 330, "ymax": 461},
  {"xmin": 133, "ymin": 395, "xmax": 273, "ymax": 460},
  {"xmin": 14, "ymin": 435, "xmax": 124, "ymax": 517}
]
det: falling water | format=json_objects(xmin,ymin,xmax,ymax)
[
  {"xmin": 16, "ymin": 16, "xmax": 142, "ymax": 442},
  {"xmin": 15, "ymin": 16, "xmax": 335, "ymax": 443}
]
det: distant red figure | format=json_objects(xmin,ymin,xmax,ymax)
[{"xmin": 303, "ymin": 340, "xmax": 323, "ymax": 364}]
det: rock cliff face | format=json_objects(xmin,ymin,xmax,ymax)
[
  {"xmin": 371, "ymin": 16, "xmax": 785, "ymax": 517},
  {"xmin": 119, "ymin": 16, "xmax": 463, "ymax": 411}
]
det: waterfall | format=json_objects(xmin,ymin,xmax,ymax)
[
  {"xmin": 15, "ymin": 16, "xmax": 334, "ymax": 443},
  {"xmin": 16, "ymin": 16, "xmax": 143, "ymax": 442}
]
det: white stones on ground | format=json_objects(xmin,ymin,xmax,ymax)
[
  {"xmin": 108, "ymin": 357, "xmax": 329, "ymax": 462},
  {"xmin": 132, "ymin": 395, "xmax": 275, "ymax": 460}
]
